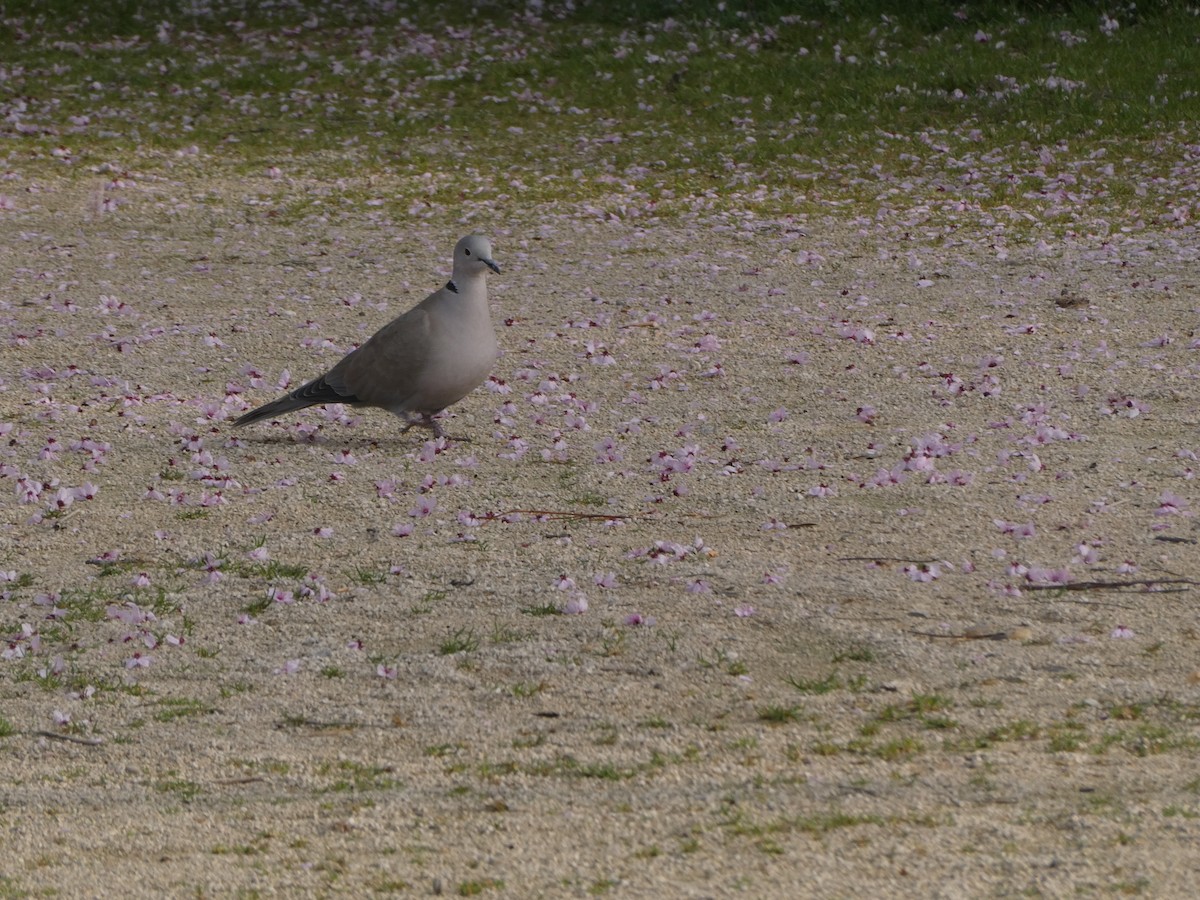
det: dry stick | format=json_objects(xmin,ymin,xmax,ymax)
[
  {"xmin": 33, "ymin": 730, "xmax": 104, "ymax": 746},
  {"xmin": 839, "ymin": 556, "xmax": 942, "ymax": 564},
  {"xmin": 276, "ymin": 718, "xmax": 390, "ymax": 730},
  {"xmin": 491, "ymin": 509, "xmax": 634, "ymax": 521},
  {"xmin": 911, "ymin": 631, "xmax": 1010, "ymax": 641},
  {"xmin": 1023, "ymin": 577, "xmax": 1199, "ymax": 591},
  {"xmin": 841, "ymin": 563, "xmax": 1198, "ymax": 594}
]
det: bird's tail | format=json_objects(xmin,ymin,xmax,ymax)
[
  {"xmin": 232, "ymin": 394, "xmax": 317, "ymax": 428},
  {"xmin": 232, "ymin": 374, "xmax": 357, "ymax": 428}
]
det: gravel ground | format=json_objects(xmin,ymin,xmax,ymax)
[{"xmin": 3, "ymin": 174, "xmax": 1200, "ymax": 897}]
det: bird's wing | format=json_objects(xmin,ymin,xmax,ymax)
[{"xmin": 327, "ymin": 304, "xmax": 434, "ymax": 410}]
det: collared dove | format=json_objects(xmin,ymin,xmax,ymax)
[{"xmin": 234, "ymin": 234, "xmax": 500, "ymax": 439}]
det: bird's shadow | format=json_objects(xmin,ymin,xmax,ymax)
[{"xmin": 231, "ymin": 431, "xmax": 471, "ymax": 448}]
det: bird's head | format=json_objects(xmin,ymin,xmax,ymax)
[{"xmin": 454, "ymin": 234, "xmax": 501, "ymax": 276}]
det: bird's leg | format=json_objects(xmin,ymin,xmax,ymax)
[{"xmin": 400, "ymin": 412, "xmax": 471, "ymax": 443}]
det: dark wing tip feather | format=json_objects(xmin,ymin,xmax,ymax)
[
  {"xmin": 232, "ymin": 376, "xmax": 359, "ymax": 427},
  {"xmin": 293, "ymin": 376, "xmax": 359, "ymax": 406}
]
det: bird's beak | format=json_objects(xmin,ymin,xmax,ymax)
[{"xmin": 484, "ymin": 258, "xmax": 501, "ymax": 275}]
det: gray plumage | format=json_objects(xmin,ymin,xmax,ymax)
[{"xmin": 234, "ymin": 234, "xmax": 500, "ymax": 439}]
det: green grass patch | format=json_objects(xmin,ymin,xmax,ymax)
[
  {"xmin": 458, "ymin": 879, "xmax": 504, "ymax": 896},
  {"xmin": 439, "ymin": 627, "xmax": 480, "ymax": 656},
  {"xmin": 490, "ymin": 623, "xmax": 530, "ymax": 644},
  {"xmin": 521, "ymin": 602, "xmax": 562, "ymax": 617},
  {"xmin": 154, "ymin": 778, "xmax": 202, "ymax": 802},
  {"xmin": 351, "ymin": 567, "xmax": 386, "ymax": 586},
  {"xmin": 510, "ymin": 681, "xmax": 547, "ymax": 698},
  {"xmin": 832, "ymin": 645, "xmax": 876, "ymax": 664},
  {"xmin": 1, "ymin": 1, "xmax": 1195, "ymax": 220},
  {"xmin": 318, "ymin": 760, "xmax": 403, "ymax": 792},
  {"xmin": 758, "ymin": 705, "xmax": 803, "ymax": 724},
  {"xmin": 723, "ymin": 807, "xmax": 897, "ymax": 841},
  {"xmin": 788, "ymin": 672, "xmax": 840, "ymax": 695},
  {"xmin": 153, "ymin": 697, "xmax": 216, "ymax": 723}
]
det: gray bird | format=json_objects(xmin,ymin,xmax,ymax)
[{"xmin": 234, "ymin": 234, "xmax": 500, "ymax": 439}]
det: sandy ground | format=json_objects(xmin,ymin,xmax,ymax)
[{"xmin": 4, "ymin": 173, "xmax": 1200, "ymax": 898}]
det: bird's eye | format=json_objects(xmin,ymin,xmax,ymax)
[{"xmin": 464, "ymin": 248, "xmax": 472, "ymax": 256}]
